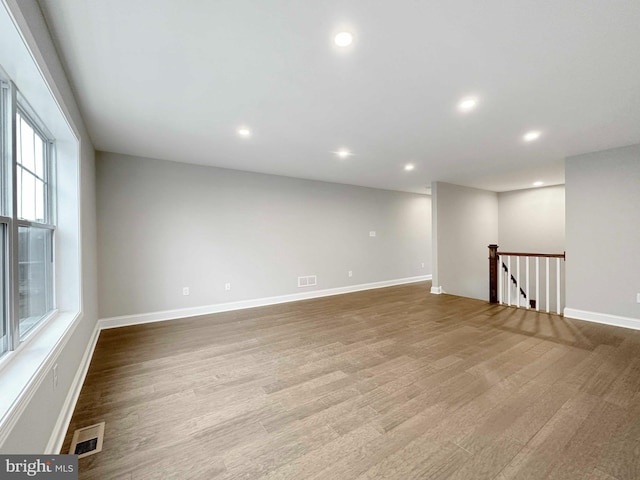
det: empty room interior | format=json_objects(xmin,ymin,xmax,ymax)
[{"xmin": 1, "ymin": 1, "xmax": 640, "ymax": 479}]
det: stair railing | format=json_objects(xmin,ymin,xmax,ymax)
[{"xmin": 489, "ymin": 245, "xmax": 566, "ymax": 314}]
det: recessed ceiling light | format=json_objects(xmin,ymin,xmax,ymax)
[
  {"xmin": 523, "ymin": 130, "xmax": 541, "ymax": 142},
  {"xmin": 404, "ymin": 164, "xmax": 415, "ymax": 171},
  {"xmin": 458, "ymin": 97, "xmax": 478, "ymax": 112},
  {"xmin": 533, "ymin": 181, "xmax": 544, "ymax": 187},
  {"xmin": 237, "ymin": 127, "xmax": 251, "ymax": 137},
  {"xmin": 336, "ymin": 149, "xmax": 352, "ymax": 159},
  {"xmin": 334, "ymin": 32, "xmax": 353, "ymax": 47}
]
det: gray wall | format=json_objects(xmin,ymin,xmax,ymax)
[
  {"xmin": 566, "ymin": 144, "xmax": 640, "ymax": 319},
  {"xmin": 97, "ymin": 152, "xmax": 431, "ymax": 319},
  {"xmin": 2, "ymin": 0, "xmax": 98, "ymax": 452},
  {"xmin": 432, "ymin": 182, "xmax": 498, "ymax": 300},
  {"xmin": 497, "ymin": 185, "xmax": 566, "ymax": 310},
  {"xmin": 498, "ymin": 185, "xmax": 565, "ymax": 253}
]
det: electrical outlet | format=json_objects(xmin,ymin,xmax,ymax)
[
  {"xmin": 637, "ymin": 292, "xmax": 640, "ymax": 303},
  {"xmin": 298, "ymin": 275, "xmax": 317, "ymax": 287},
  {"xmin": 421, "ymin": 263, "xmax": 425, "ymax": 268},
  {"xmin": 369, "ymin": 231, "xmax": 376, "ymax": 237},
  {"xmin": 348, "ymin": 270, "xmax": 353, "ymax": 277},
  {"xmin": 225, "ymin": 283, "xmax": 231, "ymax": 291},
  {"xmin": 53, "ymin": 364, "xmax": 59, "ymax": 390},
  {"xmin": 182, "ymin": 287, "xmax": 190, "ymax": 296}
]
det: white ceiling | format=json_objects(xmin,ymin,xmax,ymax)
[{"xmin": 39, "ymin": 0, "xmax": 640, "ymax": 193}]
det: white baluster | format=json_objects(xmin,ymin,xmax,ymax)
[
  {"xmin": 502, "ymin": 269, "xmax": 506, "ymax": 304},
  {"xmin": 536, "ymin": 257, "xmax": 540, "ymax": 312},
  {"xmin": 546, "ymin": 257, "xmax": 550, "ymax": 313},
  {"xmin": 516, "ymin": 256, "xmax": 520, "ymax": 308},
  {"xmin": 525, "ymin": 256, "xmax": 530, "ymax": 309},
  {"xmin": 498, "ymin": 255, "xmax": 502, "ymax": 304},
  {"xmin": 556, "ymin": 258, "xmax": 561, "ymax": 314},
  {"xmin": 507, "ymin": 256, "xmax": 511, "ymax": 306}
]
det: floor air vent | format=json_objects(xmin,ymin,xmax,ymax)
[{"xmin": 69, "ymin": 422, "xmax": 105, "ymax": 459}]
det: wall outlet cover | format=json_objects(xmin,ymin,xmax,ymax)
[{"xmin": 298, "ymin": 275, "xmax": 317, "ymax": 287}]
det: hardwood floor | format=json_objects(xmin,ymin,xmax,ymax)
[{"xmin": 62, "ymin": 282, "xmax": 640, "ymax": 479}]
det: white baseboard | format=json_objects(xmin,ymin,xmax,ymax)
[
  {"xmin": 430, "ymin": 286, "xmax": 443, "ymax": 294},
  {"xmin": 564, "ymin": 308, "xmax": 640, "ymax": 331},
  {"xmin": 100, "ymin": 275, "xmax": 432, "ymax": 329},
  {"xmin": 45, "ymin": 323, "xmax": 101, "ymax": 454}
]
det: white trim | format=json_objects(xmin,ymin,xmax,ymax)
[
  {"xmin": 100, "ymin": 275, "xmax": 432, "ymax": 329},
  {"xmin": 0, "ymin": 312, "xmax": 82, "ymax": 449},
  {"xmin": 45, "ymin": 323, "xmax": 100, "ymax": 454},
  {"xmin": 430, "ymin": 286, "xmax": 443, "ymax": 294},
  {"xmin": 564, "ymin": 308, "xmax": 640, "ymax": 331},
  {"xmin": 0, "ymin": 309, "xmax": 58, "ymax": 375}
]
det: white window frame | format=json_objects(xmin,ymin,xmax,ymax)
[
  {"xmin": 0, "ymin": 72, "xmax": 11, "ymax": 356},
  {"xmin": 15, "ymin": 95, "xmax": 56, "ymax": 342},
  {"xmin": 0, "ymin": 75, "xmax": 57, "ymax": 355}
]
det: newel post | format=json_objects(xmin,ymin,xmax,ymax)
[{"xmin": 488, "ymin": 244, "xmax": 499, "ymax": 304}]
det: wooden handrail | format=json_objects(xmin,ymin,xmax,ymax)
[{"xmin": 498, "ymin": 251, "xmax": 565, "ymax": 259}]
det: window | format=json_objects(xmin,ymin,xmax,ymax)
[
  {"xmin": 15, "ymin": 108, "xmax": 55, "ymax": 339},
  {"xmin": 1, "ymin": 76, "xmax": 9, "ymax": 356},
  {"xmin": 18, "ymin": 225, "xmax": 54, "ymax": 337},
  {"xmin": 16, "ymin": 111, "xmax": 51, "ymax": 223},
  {"xmin": 0, "ymin": 71, "xmax": 56, "ymax": 355},
  {"xmin": 0, "ymin": 223, "xmax": 7, "ymax": 355}
]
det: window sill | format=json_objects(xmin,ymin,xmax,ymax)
[{"xmin": 0, "ymin": 309, "xmax": 81, "ymax": 448}]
